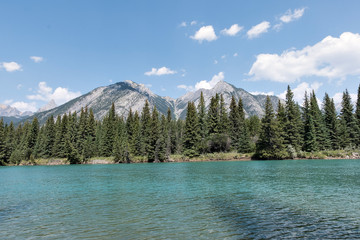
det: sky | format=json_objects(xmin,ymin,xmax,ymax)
[{"xmin": 1, "ymin": 0, "xmax": 360, "ymax": 112}]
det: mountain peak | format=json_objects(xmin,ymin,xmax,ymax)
[{"xmin": 38, "ymin": 99, "xmax": 57, "ymax": 113}]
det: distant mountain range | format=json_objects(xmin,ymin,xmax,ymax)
[{"xmin": 22, "ymin": 80, "xmax": 282, "ymax": 124}]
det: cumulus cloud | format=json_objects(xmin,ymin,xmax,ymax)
[
  {"xmin": 1, "ymin": 62, "xmax": 22, "ymax": 72},
  {"xmin": 247, "ymin": 21, "xmax": 270, "ymax": 39},
  {"xmin": 249, "ymin": 32, "xmax": 360, "ymax": 83},
  {"xmin": 177, "ymin": 84, "xmax": 194, "ymax": 91},
  {"xmin": 30, "ymin": 56, "xmax": 43, "ymax": 63},
  {"xmin": 144, "ymin": 67, "xmax": 177, "ymax": 76},
  {"xmin": 195, "ymin": 72, "xmax": 225, "ymax": 90},
  {"xmin": 177, "ymin": 72, "xmax": 225, "ymax": 92},
  {"xmin": 277, "ymin": 82, "xmax": 323, "ymax": 104},
  {"xmin": 190, "ymin": 21, "xmax": 197, "ymax": 26},
  {"xmin": 191, "ymin": 25, "xmax": 217, "ymax": 43},
  {"xmin": 11, "ymin": 101, "xmax": 37, "ymax": 112},
  {"xmin": 221, "ymin": 24, "xmax": 243, "ymax": 36},
  {"xmin": 27, "ymin": 81, "xmax": 81, "ymax": 105},
  {"xmin": 250, "ymin": 91, "xmax": 275, "ymax": 96},
  {"xmin": 280, "ymin": 8, "xmax": 306, "ymax": 23}
]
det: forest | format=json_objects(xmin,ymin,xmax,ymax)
[{"xmin": 0, "ymin": 84, "xmax": 360, "ymax": 165}]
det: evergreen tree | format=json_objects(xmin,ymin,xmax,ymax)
[
  {"xmin": 0, "ymin": 119, "xmax": 5, "ymax": 165},
  {"xmin": 276, "ymin": 100, "xmax": 287, "ymax": 144},
  {"xmin": 303, "ymin": 92, "xmax": 318, "ymax": 152},
  {"xmin": 155, "ymin": 115, "xmax": 167, "ymax": 162},
  {"xmin": 183, "ymin": 102, "xmax": 200, "ymax": 157},
  {"xmin": 197, "ymin": 92, "xmax": 208, "ymax": 153},
  {"xmin": 207, "ymin": 94, "xmax": 220, "ymax": 136},
  {"xmin": 309, "ymin": 91, "xmax": 330, "ymax": 150},
  {"xmin": 4, "ymin": 122, "xmax": 16, "ymax": 163},
  {"xmin": 148, "ymin": 106, "xmax": 160, "ymax": 162},
  {"xmin": 237, "ymin": 97, "xmax": 252, "ymax": 153},
  {"xmin": 323, "ymin": 93, "xmax": 339, "ymax": 150},
  {"xmin": 229, "ymin": 96, "xmax": 240, "ymax": 150},
  {"xmin": 141, "ymin": 100, "xmax": 152, "ymax": 156},
  {"xmin": 132, "ymin": 111, "xmax": 142, "ymax": 156},
  {"xmin": 219, "ymin": 94, "xmax": 229, "ymax": 134},
  {"xmin": 284, "ymin": 85, "xmax": 303, "ymax": 151},
  {"xmin": 254, "ymin": 96, "xmax": 286, "ymax": 159},
  {"xmin": 113, "ymin": 117, "xmax": 130, "ymax": 163},
  {"xmin": 43, "ymin": 116, "xmax": 56, "ymax": 158},
  {"xmin": 100, "ymin": 103, "xmax": 117, "ymax": 156},
  {"xmin": 356, "ymin": 84, "xmax": 360, "ymax": 130},
  {"xmin": 340, "ymin": 89, "xmax": 360, "ymax": 148},
  {"xmin": 53, "ymin": 114, "xmax": 69, "ymax": 158}
]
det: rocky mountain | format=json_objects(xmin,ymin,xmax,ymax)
[
  {"xmin": 25, "ymin": 80, "xmax": 283, "ymax": 124},
  {"xmin": 0, "ymin": 104, "xmax": 33, "ymax": 124},
  {"xmin": 38, "ymin": 99, "xmax": 58, "ymax": 113}
]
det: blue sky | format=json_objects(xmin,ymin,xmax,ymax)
[{"xmin": 1, "ymin": 0, "xmax": 360, "ymax": 112}]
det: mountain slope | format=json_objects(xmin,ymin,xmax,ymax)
[
  {"xmin": 30, "ymin": 80, "xmax": 175, "ymax": 124},
  {"xmin": 25, "ymin": 80, "xmax": 283, "ymax": 124},
  {"xmin": 175, "ymin": 81, "xmax": 282, "ymax": 119}
]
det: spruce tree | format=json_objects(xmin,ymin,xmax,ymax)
[
  {"xmin": 284, "ymin": 85, "xmax": 303, "ymax": 151},
  {"xmin": 340, "ymin": 89, "xmax": 360, "ymax": 148},
  {"xmin": 254, "ymin": 96, "xmax": 286, "ymax": 159},
  {"xmin": 237, "ymin": 97, "xmax": 252, "ymax": 153},
  {"xmin": 141, "ymin": 100, "xmax": 152, "ymax": 156},
  {"xmin": 0, "ymin": 119, "xmax": 5, "ymax": 165},
  {"xmin": 219, "ymin": 94, "xmax": 229, "ymax": 134},
  {"xmin": 53, "ymin": 114, "xmax": 69, "ymax": 158},
  {"xmin": 197, "ymin": 92, "xmax": 208, "ymax": 153},
  {"xmin": 183, "ymin": 102, "xmax": 200, "ymax": 157},
  {"xmin": 323, "ymin": 93, "xmax": 339, "ymax": 150},
  {"xmin": 207, "ymin": 94, "xmax": 220, "ymax": 136},
  {"xmin": 356, "ymin": 84, "xmax": 360, "ymax": 130},
  {"xmin": 100, "ymin": 103, "xmax": 117, "ymax": 156},
  {"xmin": 229, "ymin": 95, "xmax": 240, "ymax": 150},
  {"xmin": 148, "ymin": 106, "xmax": 160, "ymax": 162},
  {"xmin": 303, "ymin": 92, "xmax": 318, "ymax": 152}
]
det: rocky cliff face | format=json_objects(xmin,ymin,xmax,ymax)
[{"xmin": 26, "ymin": 80, "xmax": 283, "ymax": 124}]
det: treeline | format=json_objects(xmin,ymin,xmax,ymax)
[{"xmin": 0, "ymin": 84, "xmax": 360, "ymax": 165}]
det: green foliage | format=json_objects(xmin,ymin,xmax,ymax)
[
  {"xmin": 183, "ymin": 102, "xmax": 200, "ymax": 158},
  {"xmin": 340, "ymin": 90, "xmax": 360, "ymax": 148}
]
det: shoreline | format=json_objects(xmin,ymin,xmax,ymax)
[{"xmin": 5, "ymin": 153, "xmax": 359, "ymax": 166}]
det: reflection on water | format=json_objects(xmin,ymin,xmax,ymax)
[{"xmin": 0, "ymin": 160, "xmax": 359, "ymax": 239}]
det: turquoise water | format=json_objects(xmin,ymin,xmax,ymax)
[{"xmin": 1, "ymin": 160, "xmax": 360, "ymax": 239}]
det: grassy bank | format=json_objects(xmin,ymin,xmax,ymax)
[{"xmin": 6, "ymin": 149, "xmax": 360, "ymax": 166}]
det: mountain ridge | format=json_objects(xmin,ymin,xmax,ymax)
[{"xmin": 22, "ymin": 80, "xmax": 283, "ymax": 124}]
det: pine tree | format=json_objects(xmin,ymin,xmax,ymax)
[
  {"xmin": 207, "ymin": 94, "xmax": 220, "ymax": 136},
  {"xmin": 340, "ymin": 89, "xmax": 360, "ymax": 148},
  {"xmin": 100, "ymin": 103, "xmax": 117, "ymax": 156},
  {"xmin": 132, "ymin": 111, "xmax": 142, "ymax": 156},
  {"xmin": 183, "ymin": 102, "xmax": 200, "ymax": 157},
  {"xmin": 284, "ymin": 85, "xmax": 303, "ymax": 151},
  {"xmin": 303, "ymin": 92, "xmax": 318, "ymax": 152},
  {"xmin": 254, "ymin": 96, "xmax": 286, "ymax": 159},
  {"xmin": 323, "ymin": 93, "xmax": 339, "ymax": 150},
  {"xmin": 0, "ymin": 119, "xmax": 6, "ymax": 165},
  {"xmin": 219, "ymin": 94, "xmax": 229, "ymax": 134},
  {"xmin": 4, "ymin": 122, "xmax": 16, "ymax": 163},
  {"xmin": 148, "ymin": 106, "xmax": 160, "ymax": 162},
  {"xmin": 237, "ymin": 97, "xmax": 252, "ymax": 153},
  {"xmin": 197, "ymin": 92, "xmax": 208, "ymax": 153},
  {"xmin": 229, "ymin": 95, "xmax": 240, "ymax": 150},
  {"xmin": 155, "ymin": 115, "xmax": 167, "ymax": 162},
  {"xmin": 53, "ymin": 114, "xmax": 69, "ymax": 158},
  {"xmin": 276, "ymin": 100, "xmax": 287, "ymax": 144},
  {"xmin": 113, "ymin": 117, "xmax": 130, "ymax": 163},
  {"xmin": 141, "ymin": 100, "xmax": 152, "ymax": 156},
  {"xmin": 356, "ymin": 84, "xmax": 360, "ymax": 131},
  {"xmin": 309, "ymin": 91, "xmax": 330, "ymax": 150}
]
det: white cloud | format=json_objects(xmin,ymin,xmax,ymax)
[
  {"xmin": 195, "ymin": 72, "xmax": 225, "ymax": 90},
  {"xmin": 177, "ymin": 72, "xmax": 225, "ymax": 92},
  {"xmin": 11, "ymin": 101, "xmax": 37, "ymax": 112},
  {"xmin": 190, "ymin": 21, "xmax": 197, "ymax": 26},
  {"xmin": 3, "ymin": 99, "xmax": 13, "ymax": 105},
  {"xmin": 1, "ymin": 62, "xmax": 22, "ymax": 72},
  {"xmin": 333, "ymin": 92, "xmax": 357, "ymax": 106},
  {"xmin": 180, "ymin": 21, "xmax": 187, "ymax": 27},
  {"xmin": 27, "ymin": 81, "xmax": 81, "ymax": 105},
  {"xmin": 280, "ymin": 8, "xmax": 305, "ymax": 23},
  {"xmin": 247, "ymin": 21, "xmax": 270, "ymax": 39},
  {"xmin": 277, "ymin": 82, "xmax": 323, "ymax": 104},
  {"xmin": 144, "ymin": 67, "xmax": 177, "ymax": 76},
  {"xmin": 221, "ymin": 24, "xmax": 243, "ymax": 36},
  {"xmin": 249, "ymin": 32, "xmax": 360, "ymax": 83},
  {"xmin": 30, "ymin": 56, "xmax": 43, "ymax": 63},
  {"xmin": 177, "ymin": 84, "xmax": 194, "ymax": 91},
  {"xmin": 250, "ymin": 91, "xmax": 275, "ymax": 96},
  {"xmin": 233, "ymin": 53, "xmax": 238, "ymax": 57},
  {"xmin": 191, "ymin": 25, "xmax": 217, "ymax": 43}
]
